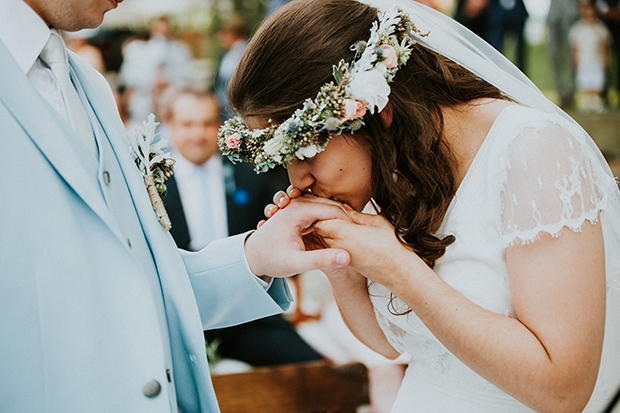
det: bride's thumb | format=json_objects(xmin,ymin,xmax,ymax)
[{"xmin": 294, "ymin": 248, "xmax": 351, "ymax": 273}]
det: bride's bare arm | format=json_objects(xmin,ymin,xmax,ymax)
[
  {"xmin": 314, "ymin": 210, "xmax": 605, "ymax": 413},
  {"xmin": 325, "ymin": 266, "xmax": 400, "ymax": 359}
]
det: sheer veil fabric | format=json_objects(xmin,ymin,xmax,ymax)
[{"xmin": 361, "ymin": 0, "xmax": 620, "ymax": 404}]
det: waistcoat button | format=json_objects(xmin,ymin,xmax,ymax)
[
  {"xmin": 103, "ymin": 171, "xmax": 111, "ymax": 185},
  {"xmin": 142, "ymin": 380, "xmax": 161, "ymax": 398}
]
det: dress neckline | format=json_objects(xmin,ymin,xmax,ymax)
[{"xmin": 453, "ymin": 104, "xmax": 521, "ymax": 198}]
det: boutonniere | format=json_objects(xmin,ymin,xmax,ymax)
[{"xmin": 127, "ymin": 113, "xmax": 176, "ymax": 231}]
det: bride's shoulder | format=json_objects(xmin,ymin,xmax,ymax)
[{"xmin": 486, "ymin": 103, "xmax": 586, "ymax": 151}]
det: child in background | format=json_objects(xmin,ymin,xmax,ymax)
[{"xmin": 570, "ymin": 0, "xmax": 612, "ymax": 113}]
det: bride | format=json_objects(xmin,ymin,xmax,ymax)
[{"xmin": 218, "ymin": 0, "xmax": 620, "ymax": 411}]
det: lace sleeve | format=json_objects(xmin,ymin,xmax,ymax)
[{"xmin": 499, "ymin": 117, "xmax": 616, "ymax": 246}]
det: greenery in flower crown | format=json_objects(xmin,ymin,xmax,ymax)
[{"xmin": 218, "ymin": 7, "xmax": 421, "ymax": 173}]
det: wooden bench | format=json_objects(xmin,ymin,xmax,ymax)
[{"xmin": 212, "ymin": 360, "xmax": 369, "ymax": 413}]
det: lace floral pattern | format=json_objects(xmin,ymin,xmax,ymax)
[{"xmin": 497, "ymin": 112, "xmax": 617, "ymax": 246}]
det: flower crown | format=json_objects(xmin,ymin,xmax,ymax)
[{"xmin": 218, "ymin": 8, "xmax": 420, "ymax": 173}]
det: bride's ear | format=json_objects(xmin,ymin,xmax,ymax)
[{"xmin": 380, "ymin": 101, "xmax": 393, "ymax": 127}]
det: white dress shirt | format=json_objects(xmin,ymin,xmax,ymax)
[
  {"xmin": 173, "ymin": 153, "xmax": 229, "ymax": 251},
  {"xmin": 0, "ymin": 0, "xmax": 69, "ymax": 117}
]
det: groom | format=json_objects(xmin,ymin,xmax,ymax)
[{"xmin": 0, "ymin": 0, "xmax": 350, "ymax": 412}]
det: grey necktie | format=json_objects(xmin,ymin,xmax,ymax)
[{"xmin": 40, "ymin": 34, "xmax": 97, "ymax": 155}]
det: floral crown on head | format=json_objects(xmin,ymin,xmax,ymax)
[{"xmin": 217, "ymin": 7, "xmax": 421, "ymax": 173}]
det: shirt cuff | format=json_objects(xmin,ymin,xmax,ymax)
[{"xmin": 243, "ymin": 230, "xmax": 274, "ymax": 290}]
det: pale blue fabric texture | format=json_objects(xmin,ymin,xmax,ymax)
[{"xmin": 0, "ymin": 39, "xmax": 292, "ymax": 413}]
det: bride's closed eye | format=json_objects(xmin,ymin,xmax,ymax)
[{"xmin": 290, "ymin": 156, "xmax": 316, "ymax": 166}]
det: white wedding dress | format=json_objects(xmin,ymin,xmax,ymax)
[{"xmin": 368, "ymin": 104, "xmax": 620, "ymax": 412}]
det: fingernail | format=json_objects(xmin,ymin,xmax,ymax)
[
  {"xmin": 336, "ymin": 251, "xmax": 348, "ymax": 266},
  {"xmin": 277, "ymin": 195, "xmax": 286, "ymax": 205}
]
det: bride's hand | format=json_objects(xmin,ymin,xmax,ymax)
[
  {"xmin": 258, "ymin": 187, "xmax": 355, "ymax": 260},
  {"xmin": 314, "ymin": 208, "xmax": 420, "ymax": 288},
  {"xmin": 257, "ymin": 185, "xmax": 302, "ymax": 229},
  {"xmin": 258, "ymin": 186, "xmax": 353, "ymax": 234}
]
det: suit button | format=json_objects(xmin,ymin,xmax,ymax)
[
  {"xmin": 142, "ymin": 380, "xmax": 161, "ymax": 398},
  {"xmin": 103, "ymin": 171, "xmax": 111, "ymax": 185}
]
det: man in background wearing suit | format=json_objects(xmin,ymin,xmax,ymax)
[
  {"xmin": 0, "ymin": 0, "xmax": 351, "ymax": 411},
  {"xmin": 163, "ymin": 90, "xmax": 324, "ymax": 367}
]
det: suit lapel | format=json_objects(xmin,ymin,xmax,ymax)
[
  {"xmin": 68, "ymin": 54, "xmax": 157, "ymax": 228},
  {"xmin": 0, "ymin": 39, "xmax": 112, "ymax": 226}
]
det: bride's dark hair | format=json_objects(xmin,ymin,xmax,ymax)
[{"xmin": 229, "ymin": 0, "xmax": 506, "ymax": 268}]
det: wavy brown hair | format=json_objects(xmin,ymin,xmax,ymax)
[{"xmin": 229, "ymin": 0, "xmax": 507, "ymax": 269}]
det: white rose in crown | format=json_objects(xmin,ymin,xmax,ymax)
[
  {"xmin": 296, "ymin": 144, "xmax": 323, "ymax": 160},
  {"xmin": 263, "ymin": 132, "xmax": 289, "ymax": 163},
  {"xmin": 346, "ymin": 68, "xmax": 391, "ymax": 114}
]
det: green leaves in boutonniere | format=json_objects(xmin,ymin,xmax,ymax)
[{"xmin": 127, "ymin": 113, "xmax": 176, "ymax": 231}]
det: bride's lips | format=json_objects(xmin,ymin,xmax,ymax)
[{"xmin": 108, "ymin": 0, "xmax": 122, "ymax": 8}]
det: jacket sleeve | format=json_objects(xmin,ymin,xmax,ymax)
[{"xmin": 180, "ymin": 231, "xmax": 293, "ymax": 330}]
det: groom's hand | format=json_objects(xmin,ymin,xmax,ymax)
[{"xmin": 245, "ymin": 195, "xmax": 351, "ymax": 278}]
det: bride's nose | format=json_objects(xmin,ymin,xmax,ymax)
[{"xmin": 287, "ymin": 162, "xmax": 315, "ymax": 194}]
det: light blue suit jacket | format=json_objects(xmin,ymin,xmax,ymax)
[{"xmin": 0, "ymin": 39, "xmax": 292, "ymax": 412}]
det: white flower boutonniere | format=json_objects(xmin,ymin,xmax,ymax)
[{"xmin": 127, "ymin": 113, "xmax": 176, "ymax": 231}]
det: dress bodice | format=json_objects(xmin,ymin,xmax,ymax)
[{"xmin": 368, "ymin": 105, "xmax": 618, "ymax": 410}]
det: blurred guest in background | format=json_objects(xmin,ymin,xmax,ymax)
[
  {"xmin": 596, "ymin": 0, "xmax": 620, "ymax": 102},
  {"xmin": 213, "ymin": 16, "xmax": 248, "ymax": 120},
  {"xmin": 547, "ymin": 0, "xmax": 579, "ymax": 108},
  {"xmin": 412, "ymin": 0, "xmax": 453, "ymax": 10},
  {"xmin": 486, "ymin": 0, "xmax": 529, "ymax": 72},
  {"xmin": 64, "ymin": 29, "xmax": 106, "ymax": 74},
  {"xmin": 119, "ymin": 16, "xmax": 193, "ymax": 124},
  {"xmin": 455, "ymin": 0, "xmax": 488, "ymax": 38},
  {"xmin": 571, "ymin": 0, "xmax": 611, "ymax": 113},
  {"xmin": 162, "ymin": 90, "xmax": 322, "ymax": 368}
]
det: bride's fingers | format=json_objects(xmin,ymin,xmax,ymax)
[
  {"xmin": 287, "ymin": 186, "xmax": 303, "ymax": 198},
  {"xmin": 344, "ymin": 208, "xmax": 376, "ymax": 225},
  {"xmin": 264, "ymin": 204, "xmax": 278, "ymax": 219},
  {"xmin": 312, "ymin": 220, "xmax": 345, "ymax": 246},
  {"xmin": 301, "ymin": 225, "xmax": 315, "ymax": 236},
  {"xmin": 264, "ymin": 193, "xmax": 355, "ymax": 224},
  {"xmin": 295, "ymin": 195, "xmax": 354, "ymax": 222},
  {"xmin": 257, "ymin": 219, "xmax": 266, "ymax": 229},
  {"xmin": 273, "ymin": 190, "xmax": 290, "ymax": 209}
]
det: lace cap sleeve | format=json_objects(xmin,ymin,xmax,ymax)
[{"xmin": 499, "ymin": 114, "xmax": 616, "ymax": 246}]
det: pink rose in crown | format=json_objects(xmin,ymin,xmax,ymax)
[
  {"xmin": 341, "ymin": 99, "xmax": 366, "ymax": 123},
  {"xmin": 381, "ymin": 45, "xmax": 398, "ymax": 69},
  {"xmin": 226, "ymin": 132, "xmax": 242, "ymax": 149}
]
